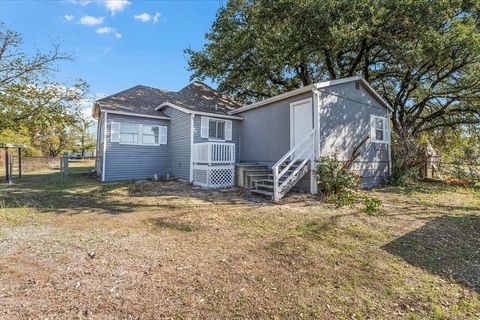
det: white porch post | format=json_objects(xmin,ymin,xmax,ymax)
[{"xmin": 310, "ymin": 91, "xmax": 320, "ymax": 194}]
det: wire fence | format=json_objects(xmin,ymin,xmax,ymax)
[
  {"xmin": 0, "ymin": 155, "xmax": 100, "ymax": 185},
  {"xmin": 429, "ymin": 157, "xmax": 480, "ymax": 182}
]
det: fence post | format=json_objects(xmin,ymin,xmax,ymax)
[
  {"xmin": 5, "ymin": 148, "xmax": 9, "ymax": 182},
  {"xmin": 7, "ymin": 154, "xmax": 13, "ymax": 185},
  {"xmin": 62, "ymin": 154, "xmax": 69, "ymax": 176},
  {"xmin": 18, "ymin": 148, "xmax": 22, "ymax": 178}
]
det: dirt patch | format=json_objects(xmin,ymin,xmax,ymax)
[{"xmin": 1, "ymin": 179, "xmax": 479, "ymax": 318}]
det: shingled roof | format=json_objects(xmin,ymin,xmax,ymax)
[
  {"xmin": 94, "ymin": 81, "xmax": 242, "ymax": 118},
  {"xmin": 166, "ymin": 81, "xmax": 242, "ymax": 115}
]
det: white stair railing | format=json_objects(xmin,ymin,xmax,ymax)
[{"xmin": 272, "ymin": 129, "xmax": 316, "ymax": 201}]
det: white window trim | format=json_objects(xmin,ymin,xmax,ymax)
[
  {"xmin": 370, "ymin": 115, "xmax": 389, "ymax": 144},
  {"xmin": 116, "ymin": 122, "xmax": 167, "ymax": 146}
]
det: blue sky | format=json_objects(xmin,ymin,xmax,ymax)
[{"xmin": 0, "ymin": 0, "xmax": 224, "ymax": 116}]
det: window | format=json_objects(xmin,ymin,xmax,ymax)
[
  {"xmin": 111, "ymin": 122, "xmax": 167, "ymax": 145},
  {"xmin": 200, "ymin": 116, "xmax": 232, "ymax": 141},
  {"xmin": 208, "ymin": 119, "xmax": 225, "ymax": 140},
  {"xmin": 120, "ymin": 123, "xmax": 139, "ymax": 144},
  {"xmin": 370, "ymin": 115, "xmax": 389, "ymax": 143},
  {"xmin": 142, "ymin": 125, "xmax": 159, "ymax": 145}
]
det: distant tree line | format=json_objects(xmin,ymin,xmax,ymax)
[{"xmin": 0, "ymin": 24, "xmax": 95, "ymax": 157}]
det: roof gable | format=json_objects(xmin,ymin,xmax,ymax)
[
  {"xmin": 94, "ymin": 82, "xmax": 242, "ymax": 118},
  {"xmin": 171, "ymin": 81, "xmax": 242, "ymax": 114},
  {"xmin": 230, "ymin": 76, "xmax": 392, "ymax": 114},
  {"xmin": 95, "ymin": 85, "xmax": 173, "ymax": 118}
]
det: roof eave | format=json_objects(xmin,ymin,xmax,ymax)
[
  {"xmin": 157, "ymin": 102, "xmax": 243, "ymax": 120},
  {"xmin": 230, "ymin": 76, "xmax": 392, "ymax": 114},
  {"xmin": 92, "ymin": 103, "xmax": 101, "ymax": 119},
  {"xmin": 229, "ymin": 84, "xmax": 315, "ymax": 115},
  {"xmin": 314, "ymin": 76, "xmax": 393, "ymax": 111}
]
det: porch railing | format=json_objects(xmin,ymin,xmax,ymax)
[{"xmin": 192, "ymin": 142, "xmax": 235, "ymax": 164}]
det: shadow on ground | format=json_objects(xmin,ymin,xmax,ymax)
[
  {"xmin": 0, "ymin": 174, "xmax": 159, "ymax": 214},
  {"xmin": 0, "ymin": 174, "xmax": 257, "ymax": 215},
  {"xmin": 377, "ymin": 179, "xmax": 480, "ymax": 195},
  {"xmin": 383, "ymin": 215, "xmax": 480, "ymax": 293}
]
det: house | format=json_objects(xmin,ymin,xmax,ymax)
[{"xmin": 93, "ymin": 76, "xmax": 392, "ymax": 201}]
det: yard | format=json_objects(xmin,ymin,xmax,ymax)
[{"xmin": 0, "ymin": 173, "xmax": 479, "ymax": 319}]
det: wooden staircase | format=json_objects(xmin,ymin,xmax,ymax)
[
  {"xmin": 250, "ymin": 161, "xmax": 309, "ymax": 199},
  {"xmin": 238, "ymin": 128, "xmax": 316, "ymax": 202}
]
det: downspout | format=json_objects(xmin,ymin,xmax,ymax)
[
  {"xmin": 189, "ymin": 113, "xmax": 195, "ymax": 182},
  {"xmin": 101, "ymin": 112, "xmax": 107, "ymax": 182},
  {"xmin": 387, "ymin": 110, "xmax": 392, "ymax": 177},
  {"xmin": 94, "ymin": 118, "xmax": 100, "ymax": 172}
]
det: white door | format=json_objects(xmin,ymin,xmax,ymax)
[{"xmin": 290, "ymin": 98, "xmax": 313, "ymax": 159}]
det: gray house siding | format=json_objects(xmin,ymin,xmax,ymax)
[
  {"xmin": 317, "ymin": 81, "xmax": 390, "ymax": 187},
  {"xmin": 238, "ymin": 81, "xmax": 390, "ymax": 189},
  {"xmin": 193, "ymin": 115, "xmax": 241, "ymax": 163},
  {"xmin": 104, "ymin": 113, "xmax": 169, "ymax": 181},
  {"xmin": 238, "ymin": 91, "xmax": 314, "ymax": 166},
  {"xmin": 162, "ymin": 107, "xmax": 192, "ymax": 180}
]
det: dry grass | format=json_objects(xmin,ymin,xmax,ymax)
[{"xmin": 0, "ymin": 176, "xmax": 479, "ymax": 319}]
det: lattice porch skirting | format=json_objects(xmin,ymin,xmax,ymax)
[{"xmin": 192, "ymin": 164, "xmax": 235, "ymax": 189}]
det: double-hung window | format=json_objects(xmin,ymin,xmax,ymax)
[
  {"xmin": 120, "ymin": 123, "xmax": 140, "ymax": 144},
  {"xmin": 200, "ymin": 116, "xmax": 233, "ymax": 141},
  {"xmin": 370, "ymin": 115, "xmax": 389, "ymax": 143},
  {"xmin": 142, "ymin": 125, "xmax": 160, "ymax": 145},
  {"xmin": 208, "ymin": 119, "xmax": 225, "ymax": 140},
  {"xmin": 111, "ymin": 122, "xmax": 167, "ymax": 145}
]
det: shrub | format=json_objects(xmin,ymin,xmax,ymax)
[
  {"xmin": 333, "ymin": 192, "xmax": 356, "ymax": 208},
  {"xmin": 315, "ymin": 156, "xmax": 359, "ymax": 195},
  {"xmin": 363, "ymin": 196, "xmax": 383, "ymax": 215},
  {"xmin": 315, "ymin": 156, "xmax": 359, "ymax": 207}
]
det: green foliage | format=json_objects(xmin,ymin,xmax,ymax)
[
  {"xmin": 315, "ymin": 156, "xmax": 359, "ymax": 195},
  {"xmin": 363, "ymin": 196, "xmax": 383, "ymax": 215},
  {"xmin": 315, "ymin": 156, "xmax": 359, "ymax": 207},
  {"xmin": 332, "ymin": 191, "xmax": 357, "ymax": 208},
  {"xmin": 0, "ymin": 24, "xmax": 90, "ymax": 157},
  {"xmin": 71, "ymin": 118, "xmax": 96, "ymax": 157},
  {"xmin": 429, "ymin": 127, "xmax": 480, "ymax": 181},
  {"xmin": 187, "ymin": 0, "xmax": 480, "ymax": 176}
]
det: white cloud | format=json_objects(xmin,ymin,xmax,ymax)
[
  {"xmin": 79, "ymin": 92, "xmax": 106, "ymax": 122},
  {"xmin": 68, "ymin": 0, "xmax": 131, "ymax": 16},
  {"xmin": 134, "ymin": 12, "xmax": 151, "ymax": 23},
  {"xmin": 68, "ymin": 0, "xmax": 92, "ymax": 5},
  {"xmin": 64, "ymin": 14, "xmax": 74, "ymax": 21},
  {"xmin": 153, "ymin": 12, "xmax": 160, "ymax": 23},
  {"xmin": 80, "ymin": 16, "xmax": 105, "ymax": 26},
  {"xmin": 96, "ymin": 27, "xmax": 122, "ymax": 39},
  {"xmin": 102, "ymin": 0, "xmax": 131, "ymax": 15},
  {"xmin": 134, "ymin": 12, "xmax": 161, "ymax": 24}
]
